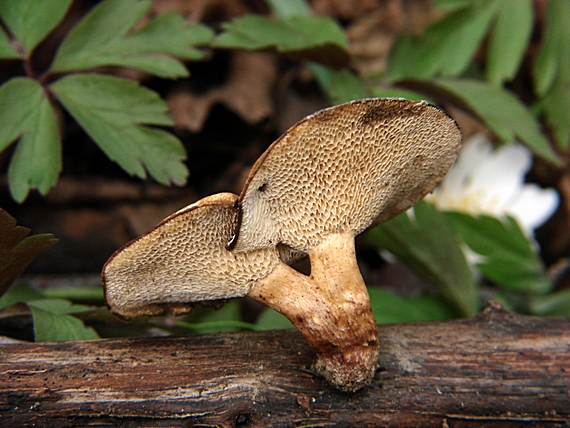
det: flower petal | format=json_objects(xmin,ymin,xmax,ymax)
[{"xmin": 507, "ymin": 185, "xmax": 559, "ymax": 233}]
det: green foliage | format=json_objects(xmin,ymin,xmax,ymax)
[
  {"xmin": 0, "ymin": 209, "xmax": 57, "ymax": 299},
  {"xmin": 367, "ymin": 201, "xmax": 478, "ymax": 318},
  {"xmin": 368, "ymin": 288, "xmax": 456, "ymax": 324},
  {"xmin": 430, "ymin": 78, "xmax": 561, "ymax": 165},
  {"xmin": 366, "ymin": 201, "xmax": 559, "ymax": 322},
  {"xmin": 0, "ymin": 283, "xmax": 99, "ymax": 342},
  {"xmin": 0, "ymin": 0, "xmax": 73, "ymax": 55},
  {"xmin": 533, "ymin": 0, "xmax": 570, "ymax": 149},
  {"xmin": 51, "ymin": 74, "xmax": 187, "ymax": 186},
  {"xmin": 1, "ymin": 0, "xmax": 568, "ymax": 339},
  {"xmin": 50, "ymin": 0, "xmax": 211, "ymax": 78},
  {"xmin": 386, "ymin": 0, "xmax": 532, "ymax": 84},
  {"xmin": 0, "ymin": 0, "xmax": 213, "ymax": 202},
  {"xmin": 212, "ymin": 14, "xmax": 348, "ymax": 67},
  {"xmin": 0, "ymin": 78, "xmax": 61, "ymax": 201},
  {"xmin": 446, "ymin": 212, "xmax": 551, "ymax": 294}
]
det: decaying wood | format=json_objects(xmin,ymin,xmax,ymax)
[{"xmin": 1, "ymin": 303, "xmax": 568, "ymax": 426}]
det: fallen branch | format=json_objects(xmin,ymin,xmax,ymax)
[{"xmin": 1, "ymin": 303, "xmax": 568, "ymax": 426}]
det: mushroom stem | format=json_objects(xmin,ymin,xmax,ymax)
[
  {"xmin": 307, "ymin": 232, "xmax": 380, "ymax": 391},
  {"xmin": 248, "ymin": 232, "xmax": 379, "ymax": 392}
]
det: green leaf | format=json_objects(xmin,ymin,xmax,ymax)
[
  {"xmin": 533, "ymin": 0, "xmax": 570, "ymax": 149},
  {"xmin": 212, "ymin": 14, "xmax": 348, "ymax": 68},
  {"xmin": 256, "ymin": 307, "xmax": 295, "ymax": 330},
  {"xmin": 266, "ymin": 0, "xmax": 312, "ymax": 18},
  {"xmin": 446, "ymin": 212, "xmax": 551, "ymax": 294},
  {"xmin": 326, "ymin": 70, "xmax": 371, "ymax": 105},
  {"xmin": 367, "ymin": 201, "xmax": 479, "ymax": 317},
  {"xmin": 528, "ymin": 289, "xmax": 570, "ymax": 317},
  {"xmin": 28, "ymin": 301, "xmax": 100, "ymax": 342},
  {"xmin": 369, "ymin": 288, "xmax": 457, "ymax": 324},
  {"xmin": 0, "ymin": 77, "xmax": 62, "ymax": 201},
  {"xmin": 0, "ymin": 0, "xmax": 72, "ymax": 55},
  {"xmin": 50, "ymin": 74, "xmax": 188, "ymax": 186},
  {"xmin": 51, "ymin": 0, "xmax": 213, "ymax": 78},
  {"xmin": 176, "ymin": 301, "xmax": 252, "ymax": 334},
  {"xmin": 0, "ymin": 210, "xmax": 58, "ymax": 299},
  {"xmin": 0, "ymin": 27, "xmax": 19, "ymax": 59},
  {"xmin": 431, "ymin": 78, "xmax": 561, "ymax": 165},
  {"xmin": 433, "ymin": 0, "xmax": 474, "ymax": 12},
  {"xmin": 387, "ymin": 1, "xmax": 496, "ymax": 80},
  {"xmin": 0, "ymin": 282, "xmax": 43, "ymax": 309},
  {"xmin": 372, "ymin": 87, "xmax": 431, "ymax": 103},
  {"xmin": 486, "ymin": 0, "xmax": 533, "ymax": 85}
]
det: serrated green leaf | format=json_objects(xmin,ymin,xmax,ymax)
[
  {"xmin": 369, "ymin": 288, "xmax": 457, "ymax": 324},
  {"xmin": 533, "ymin": 0, "xmax": 570, "ymax": 149},
  {"xmin": 28, "ymin": 303, "xmax": 100, "ymax": 342},
  {"xmin": 446, "ymin": 212, "xmax": 551, "ymax": 294},
  {"xmin": 486, "ymin": 0, "xmax": 533, "ymax": 85},
  {"xmin": 0, "ymin": 77, "xmax": 42, "ymax": 152},
  {"xmin": 431, "ymin": 78, "xmax": 561, "ymax": 165},
  {"xmin": 212, "ymin": 14, "xmax": 348, "ymax": 67},
  {"xmin": 0, "ymin": 27, "xmax": 19, "ymax": 59},
  {"xmin": 50, "ymin": 74, "xmax": 188, "ymax": 186},
  {"xmin": 8, "ymin": 90, "xmax": 61, "ymax": 202},
  {"xmin": 367, "ymin": 201, "xmax": 478, "ymax": 317},
  {"xmin": 0, "ymin": 77, "xmax": 62, "ymax": 202},
  {"xmin": 51, "ymin": 0, "xmax": 212, "ymax": 78},
  {"xmin": 0, "ymin": 0, "xmax": 72, "ymax": 55}
]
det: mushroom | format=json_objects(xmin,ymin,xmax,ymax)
[
  {"xmin": 103, "ymin": 98, "xmax": 461, "ymax": 393},
  {"xmin": 229, "ymin": 98, "xmax": 462, "ymax": 391},
  {"xmin": 103, "ymin": 192, "xmax": 311, "ymax": 321}
]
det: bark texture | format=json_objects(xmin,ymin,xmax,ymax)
[{"xmin": 1, "ymin": 303, "xmax": 568, "ymax": 427}]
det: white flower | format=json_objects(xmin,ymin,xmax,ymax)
[{"xmin": 427, "ymin": 134, "xmax": 559, "ymax": 234}]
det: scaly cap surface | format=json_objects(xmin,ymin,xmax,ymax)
[{"xmin": 230, "ymin": 98, "xmax": 462, "ymax": 253}]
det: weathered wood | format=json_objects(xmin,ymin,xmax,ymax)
[{"xmin": 1, "ymin": 304, "xmax": 568, "ymax": 427}]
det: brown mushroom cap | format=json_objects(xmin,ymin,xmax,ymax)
[
  {"xmin": 103, "ymin": 193, "xmax": 280, "ymax": 320},
  {"xmin": 230, "ymin": 98, "xmax": 462, "ymax": 253}
]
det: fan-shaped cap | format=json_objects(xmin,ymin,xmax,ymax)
[
  {"xmin": 103, "ymin": 193, "xmax": 280, "ymax": 320},
  {"xmin": 230, "ymin": 98, "xmax": 462, "ymax": 253}
]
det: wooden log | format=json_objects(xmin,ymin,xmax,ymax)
[{"xmin": 1, "ymin": 303, "xmax": 568, "ymax": 426}]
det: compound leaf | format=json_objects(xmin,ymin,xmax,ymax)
[
  {"xmin": 51, "ymin": 0, "xmax": 213, "ymax": 78},
  {"xmin": 51, "ymin": 73, "xmax": 188, "ymax": 186}
]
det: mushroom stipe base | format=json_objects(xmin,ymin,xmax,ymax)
[{"xmin": 248, "ymin": 233, "xmax": 380, "ymax": 392}]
